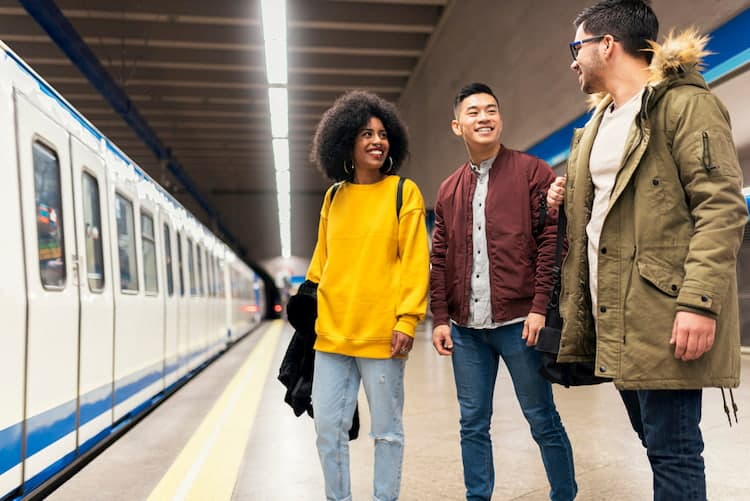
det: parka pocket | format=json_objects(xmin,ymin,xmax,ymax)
[{"xmin": 636, "ymin": 260, "xmax": 683, "ymax": 297}]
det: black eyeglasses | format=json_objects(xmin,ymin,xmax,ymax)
[{"xmin": 568, "ymin": 35, "xmax": 607, "ymax": 61}]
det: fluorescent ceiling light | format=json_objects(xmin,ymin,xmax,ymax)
[
  {"xmin": 260, "ymin": 0, "xmax": 287, "ymax": 41},
  {"xmin": 268, "ymin": 87, "xmax": 289, "ymax": 138},
  {"xmin": 261, "ymin": 0, "xmax": 288, "ymax": 85},
  {"xmin": 272, "ymin": 138, "xmax": 290, "ymax": 173},
  {"xmin": 261, "ymin": 0, "xmax": 291, "ymax": 257},
  {"xmin": 264, "ymin": 39, "xmax": 288, "ymax": 85}
]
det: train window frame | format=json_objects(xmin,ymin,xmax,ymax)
[
  {"xmin": 163, "ymin": 223, "xmax": 174, "ymax": 297},
  {"xmin": 32, "ymin": 139, "xmax": 67, "ymax": 291},
  {"xmin": 141, "ymin": 210, "xmax": 159, "ymax": 295},
  {"xmin": 81, "ymin": 170, "xmax": 105, "ymax": 293},
  {"xmin": 176, "ymin": 231, "xmax": 185, "ymax": 297},
  {"xmin": 114, "ymin": 192, "xmax": 139, "ymax": 294}
]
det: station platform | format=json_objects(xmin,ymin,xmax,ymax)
[{"xmin": 47, "ymin": 321, "xmax": 749, "ymax": 500}]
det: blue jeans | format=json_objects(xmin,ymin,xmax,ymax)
[
  {"xmin": 451, "ymin": 323, "xmax": 577, "ymax": 501},
  {"xmin": 312, "ymin": 351, "xmax": 406, "ymax": 501},
  {"xmin": 620, "ymin": 389, "xmax": 705, "ymax": 501}
]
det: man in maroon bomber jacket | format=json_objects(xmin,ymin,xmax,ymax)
[{"xmin": 430, "ymin": 82, "xmax": 577, "ymax": 501}]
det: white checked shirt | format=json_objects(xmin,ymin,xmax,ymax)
[{"xmin": 466, "ymin": 155, "xmax": 525, "ymax": 329}]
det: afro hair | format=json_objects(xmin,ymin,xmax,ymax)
[{"xmin": 310, "ymin": 90, "xmax": 409, "ymax": 181}]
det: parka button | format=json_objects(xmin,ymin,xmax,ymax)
[
  {"xmin": 601, "ymin": 247, "xmax": 607, "ymax": 254},
  {"xmin": 599, "ymin": 306, "xmax": 607, "ymax": 313},
  {"xmin": 671, "ymin": 284, "xmax": 678, "ymax": 292},
  {"xmin": 701, "ymin": 295, "xmax": 709, "ymax": 302},
  {"xmin": 599, "ymin": 366, "xmax": 606, "ymax": 373},
  {"xmin": 652, "ymin": 178, "xmax": 660, "ymax": 186}
]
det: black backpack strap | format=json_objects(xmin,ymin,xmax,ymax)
[
  {"xmin": 396, "ymin": 177, "xmax": 406, "ymax": 219},
  {"xmin": 537, "ymin": 191, "xmax": 547, "ymax": 235},
  {"xmin": 328, "ymin": 182, "xmax": 341, "ymax": 204}
]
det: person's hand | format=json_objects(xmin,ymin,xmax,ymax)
[
  {"xmin": 432, "ymin": 324, "xmax": 454, "ymax": 356},
  {"xmin": 391, "ymin": 330, "xmax": 413, "ymax": 358},
  {"xmin": 522, "ymin": 312, "xmax": 546, "ymax": 346},
  {"xmin": 547, "ymin": 176, "xmax": 566, "ymax": 209},
  {"xmin": 671, "ymin": 311, "xmax": 716, "ymax": 361}
]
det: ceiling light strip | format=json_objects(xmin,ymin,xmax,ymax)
[{"xmin": 260, "ymin": 0, "xmax": 291, "ymax": 258}]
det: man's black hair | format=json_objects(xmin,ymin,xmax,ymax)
[
  {"xmin": 574, "ymin": 0, "xmax": 659, "ymax": 63},
  {"xmin": 310, "ymin": 90, "xmax": 409, "ymax": 182},
  {"xmin": 453, "ymin": 82, "xmax": 499, "ymax": 114}
]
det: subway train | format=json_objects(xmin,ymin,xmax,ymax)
[{"xmin": 0, "ymin": 41, "xmax": 270, "ymax": 500}]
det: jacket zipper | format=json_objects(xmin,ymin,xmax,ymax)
[{"xmin": 702, "ymin": 131, "xmax": 717, "ymax": 172}]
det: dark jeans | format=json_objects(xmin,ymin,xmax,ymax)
[
  {"xmin": 620, "ymin": 389, "xmax": 706, "ymax": 501},
  {"xmin": 452, "ymin": 323, "xmax": 577, "ymax": 501}
]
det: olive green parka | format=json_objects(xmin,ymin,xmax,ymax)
[{"xmin": 558, "ymin": 30, "xmax": 747, "ymax": 389}]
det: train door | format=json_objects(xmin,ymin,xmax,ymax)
[
  {"xmin": 175, "ymin": 230, "xmax": 190, "ymax": 380},
  {"xmin": 15, "ymin": 93, "xmax": 80, "ymax": 486},
  {"xmin": 70, "ymin": 138, "xmax": 114, "ymax": 452},
  {"xmin": 161, "ymin": 217, "xmax": 179, "ymax": 387}
]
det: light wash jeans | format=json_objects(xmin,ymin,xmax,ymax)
[
  {"xmin": 312, "ymin": 351, "xmax": 406, "ymax": 501},
  {"xmin": 452, "ymin": 323, "xmax": 577, "ymax": 501}
]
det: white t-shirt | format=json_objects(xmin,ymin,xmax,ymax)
[{"xmin": 586, "ymin": 89, "xmax": 644, "ymax": 315}]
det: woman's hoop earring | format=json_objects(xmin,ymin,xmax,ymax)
[
  {"xmin": 343, "ymin": 160, "xmax": 353, "ymax": 175},
  {"xmin": 384, "ymin": 156, "xmax": 394, "ymax": 174}
]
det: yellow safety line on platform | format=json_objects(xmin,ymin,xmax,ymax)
[{"xmin": 148, "ymin": 321, "xmax": 284, "ymax": 501}]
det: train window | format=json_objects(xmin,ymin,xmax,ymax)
[
  {"xmin": 81, "ymin": 172, "xmax": 105, "ymax": 291},
  {"xmin": 188, "ymin": 238, "xmax": 196, "ymax": 296},
  {"xmin": 217, "ymin": 260, "xmax": 224, "ymax": 296},
  {"xmin": 206, "ymin": 253, "xmax": 213, "ymax": 297},
  {"xmin": 33, "ymin": 141, "xmax": 66, "ymax": 289},
  {"xmin": 115, "ymin": 194, "xmax": 139, "ymax": 292},
  {"xmin": 208, "ymin": 255, "xmax": 216, "ymax": 297},
  {"xmin": 176, "ymin": 231, "xmax": 185, "ymax": 296},
  {"xmin": 197, "ymin": 245, "xmax": 205, "ymax": 296},
  {"xmin": 141, "ymin": 211, "xmax": 158, "ymax": 294},
  {"xmin": 163, "ymin": 224, "xmax": 174, "ymax": 296}
]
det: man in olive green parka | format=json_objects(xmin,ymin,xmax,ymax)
[{"xmin": 546, "ymin": 1, "xmax": 746, "ymax": 499}]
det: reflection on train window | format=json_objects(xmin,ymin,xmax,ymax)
[
  {"xmin": 141, "ymin": 211, "xmax": 158, "ymax": 294},
  {"xmin": 33, "ymin": 141, "xmax": 66, "ymax": 289},
  {"xmin": 115, "ymin": 194, "xmax": 139, "ymax": 292},
  {"xmin": 164, "ymin": 224, "xmax": 174, "ymax": 296},
  {"xmin": 217, "ymin": 260, "xmax": 224, "ymax": 297},
  {"xmin": 197, "ymin": 245, "xmax": 205, "ymax": 296},
  {"xmin": 32, "ymin": 142, "xmax": 66, "ymax": 289},
  {"xmin": 177, "ymin": 232, "xmax": 184, "ymax": 296},
  {"xmin": 82, "ymin": 172, "xmax": 104, "ymax": 292},
  {"xmin": 188, "ymin": 238, "xmax": 196, "ymax": 296}
]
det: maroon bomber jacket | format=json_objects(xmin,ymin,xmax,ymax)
[{"xmin": 430, "ymin": 145, "xmax": 558, "ymax": 327}]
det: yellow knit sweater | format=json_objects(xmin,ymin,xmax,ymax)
[{"xmin": 306, "ymin": 175, "xmax": 429, "ymax": 358}]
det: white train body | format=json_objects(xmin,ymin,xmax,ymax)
[{"xmin": 0, "ymin": 41, "xmax": 264, "ymax": 499}]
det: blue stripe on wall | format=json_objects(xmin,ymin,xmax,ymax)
[{"xmin": 527, "ymin": 7, "xmax": 750, "ymax": 166}]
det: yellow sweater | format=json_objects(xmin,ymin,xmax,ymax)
[{"xmin": 306, "ymin": 176, "xmax": 429, "ymax": 358}]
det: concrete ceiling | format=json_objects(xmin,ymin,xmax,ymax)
[
  {"xmin": 2, "ymin": 0, "xmax": 749, "ymax": 268},
  {"xmin": 0, "ymin": 0, "xmax": 449, "ymax": 262}
]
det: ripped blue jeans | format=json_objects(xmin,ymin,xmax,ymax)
[{"xmin": 312, "ymin": 351, "xmax": 406, "ymax": 501}]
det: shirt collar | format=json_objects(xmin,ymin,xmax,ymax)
[{"xmin": 470, "ymin": 154, "xmax": 497, "ymax": 176}]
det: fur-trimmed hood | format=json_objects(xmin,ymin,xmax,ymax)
[{"xmin": 588, "ymin": 28, "xmax": 711, "ymax": 110}]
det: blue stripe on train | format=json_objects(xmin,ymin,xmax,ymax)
[{"xmin": 0, "ymin": 341, "xmax": 221, "ymax": 480}]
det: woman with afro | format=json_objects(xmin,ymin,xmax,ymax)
[{"xmin": 305, "ymin": 90, "xmax": 429, "ymax": 500}]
